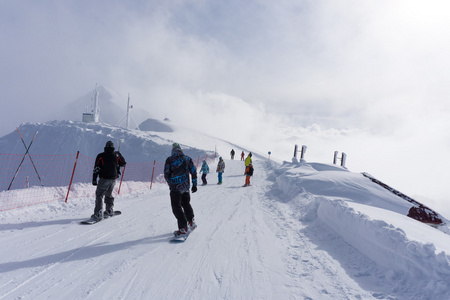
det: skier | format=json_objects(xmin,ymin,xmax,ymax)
[
  {"xmin": 244, "ymin": 152, "xmax": 252, "ymax": 173},
  {"xmin": 199, "ymin": 160, "xmax": 209, "ymax": 185},
  {"xmin": 164, "ymin": 143, "xmax": 198, "ymax": 237},
  {"xmin": 91, "ymin": 141, "xmax": 126, "ymax": 221},
  {"xmin": 241, "ymin": 151, "xmax": 245, "ymax": 161},
  {"xmin": 216, "ymin": 157, "xmax": 225, "ymax": 184},
  {"xmin": 244, "ymin": 163, "xmax": 254, "ymax": 187},
  {"xmin": 230, "ymin": 149, "xmax": 235, "ymax": 160}
]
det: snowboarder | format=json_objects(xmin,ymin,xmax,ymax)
[
  {"xmin": 216, "ymin": 157, "xmax": 225, "ymax": 184},
  {"xmin": 164, "ymin": 143, "xmax": 198, "ymax": 237},
  {"xmin": 244, "ymin": 152, "xmax": 252, "ymax": 173},
  {"xmin": 91, "ymin": 141, "xmax": 126, "ymax": 221},
  {"xmin": 230, "ymin": 149, "xmax": 235, "ymax": 160},
  {"xmin": 241, "ymin": 151, "xmax": 245, "ymax": 161},
  {"xmin": 199, "ymin": 160, "xmax": 209, "ymax": 185},
  {"xmin": 244, "ymin": 163, "xmax": 254, "ymax": 187}
]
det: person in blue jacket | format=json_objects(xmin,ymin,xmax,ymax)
[
  {"xmin": 164, "ymin": 143, "xmax": 198, "ymax": 237},
  {"xmin": 199, "ymin": 160, "xmax": 209, "ymax": 185}
]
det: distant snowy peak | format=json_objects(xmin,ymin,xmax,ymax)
[
  {"xmin": 95, "ymin": 85, "xmax": 122, "ymax": 104},
  {"xmin": 52, "ymin": 85, "xmax": 150, "ymax": 127}
]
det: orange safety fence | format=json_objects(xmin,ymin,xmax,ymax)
[{"xmin": 0, "ymin": 152, "xmax": 216, "ymax": 211}]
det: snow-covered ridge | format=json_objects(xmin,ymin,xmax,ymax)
[
  {"xmin": 0, "ymin": 120, "xmax": 212, "ymax": 163},
  {"xmin": 269, "ymin": 160, "xmax": 450, "ymax": 298}
]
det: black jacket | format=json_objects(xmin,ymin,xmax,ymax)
[{"xmin": 93, "ymin": 148, "xmax": 126, "ymax": 181}]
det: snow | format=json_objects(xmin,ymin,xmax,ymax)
[{"xmin": 1, "ymin": 121, "xmax": 450, "ymax": 299}]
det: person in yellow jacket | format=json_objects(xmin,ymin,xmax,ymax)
[{"xmin": 244, "ymin": 153, "xmax": 252, "ymax": 173}]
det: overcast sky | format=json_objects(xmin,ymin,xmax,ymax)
[{"xmin": 1, "ymin": 0, "xmax": 450, "ymax": 213}]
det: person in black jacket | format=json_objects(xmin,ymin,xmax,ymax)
[
  {"xmin": 92, "ymin": 141, "xmax": 126, "ymax": 221},
  {"xmin": 164, "ymin": 142, "xmax": 198, "ymax": 237}
]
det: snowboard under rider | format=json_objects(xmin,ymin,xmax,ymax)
[
  {"xmin": 91, "ymin": 141, "xmax": 126, "ymax": 221},
  {"xmin": 164, "ymin": 143, "xmax": 198, "ymax": 237}
]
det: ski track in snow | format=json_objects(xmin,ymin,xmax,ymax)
[{"xmin": 0, "ymin": 158, "xmax": 441, "ymax": 299}]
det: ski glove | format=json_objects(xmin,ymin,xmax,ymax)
[
  {"xmin": 191, "ymin": 185, "xmax": 197, "ymax": 193},
  {"xmin": 92, "ymin": 179, "xmax": 97, "ymax": 186}
]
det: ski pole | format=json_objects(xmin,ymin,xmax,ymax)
[{"xmin": 7, "ymin": 131, "xmax": 38, "ymax": 190}]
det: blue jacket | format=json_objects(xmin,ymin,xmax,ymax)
[
  {"xmin": 164, "ymin": 148, "xmax": 197, "ymax": 192},
  {"xmin": 200, "ymin": 161, "xmax": 209, "ymax": 174}
]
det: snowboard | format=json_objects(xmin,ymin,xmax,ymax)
[
  {"xmin": 170, "ymin": 234, "xmax": 189, "ymax": 243},
  {"xmin": 80, "ymin": 211, "xmax": 122, "ymax": 225},
  {"xmin": 170, "ymin": 225, "xmax": 196, "ymax": 243}
]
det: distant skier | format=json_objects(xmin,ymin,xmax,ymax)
[
  {"xmin": 241, "ymin": 151, "xmax": 245, "ymax": 161},
  {"xmin": 243, "ymin": 163, "xmax": 254, "ymax": 187},
  {"xmin": 244, "ymin": 152, "xmax": 252, "ymax": 173},
  {"xmin": 216, "ymin": 157, "xmax": 225, "ymax": 184},
  {"xmin": 230, "ymin": 149, "xmax": 235, "ymax": 160},
  {"xmin": 91, "ymin": 141, "xmax": 126, "ymax": 221},
  {"xmin": 164, "ymin": 143, "xmax": 198, "ymax": 238},
  {"xmin": 199, "ymin": 160, "xmax": 209, "ymax": 185}
]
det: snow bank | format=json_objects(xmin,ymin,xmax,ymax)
[
  {"xmin": 318, "ymin": 198, "xmax": 450, "ymax": 296},
  {"xmin": 271, "ymin": 160, "xmax": 450, "ymax": 298}
]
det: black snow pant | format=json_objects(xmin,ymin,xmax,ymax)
[
  {"xmin": 170, "ymin": 190, "xmax": 194, "ymax": 230},
  {"xmin": 201, "ymin": 173, "xmax": 207, "ymax": 185},
  {"xmin": 94, "ymin": 178, "xmax": 116, "ymax": 214}
]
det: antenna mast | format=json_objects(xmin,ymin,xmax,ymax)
[
  {"xmin": 126, "ymin": 93, "xmax": 130, "ymax": 130},
  {"xmin": 93, "ymin": 84, "xmax": 100, "ymax": 123}
]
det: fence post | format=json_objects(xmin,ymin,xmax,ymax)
[
  {"xmin": 293, "ymin": 144, "xmax": 298, "ymax": 159},
  {"xmin": 65, "ymin": 151, "xmax": 80, "ymax": 203},
  {"xmin": 341, "ymin": 153, "xmax": 347, "ymax": 168},
  {"xmin": 117, "ymin": 165, "xmax": 126, "ymax": 194},
  {"xmin": 333, "ymin": 151, "xmax": 339, "ymax": 165},
  {"xmin": 150, "ymin": 160, "xmax": 156, "ymax": 190},
  {"xmin": 300, "ymin": 145, "xmax": 307, "ymax": 161}
]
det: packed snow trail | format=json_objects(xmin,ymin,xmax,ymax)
[{"xmin": 1, "ymin": 158, "xmax": 404, "ymax": 299}]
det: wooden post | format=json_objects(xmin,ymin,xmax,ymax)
[
  {"xmin": 150, "ymin": 160, "xmax": 156, "ymax": 190},
  {"xmin": 65, "ymin": 151, "xmax": 80, "ymax": 203},
  {"xmin": 341, "ymin": 153, "xmax": 347, "ymax": 168},
  {"xmin": 300, "ymin": 145, "xmax": 307, "ymax": 160},
  {"xmin": 117, "ymin": 165, "xmax": 126, "ymax": 194},
  {"xmin": 333, "ymin": 151, "xmax": 339, "ymax": 165}
]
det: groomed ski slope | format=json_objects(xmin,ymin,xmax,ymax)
[{"xmin": 1, "ymin": 158, "xmax": 450, "ymax": 299}]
